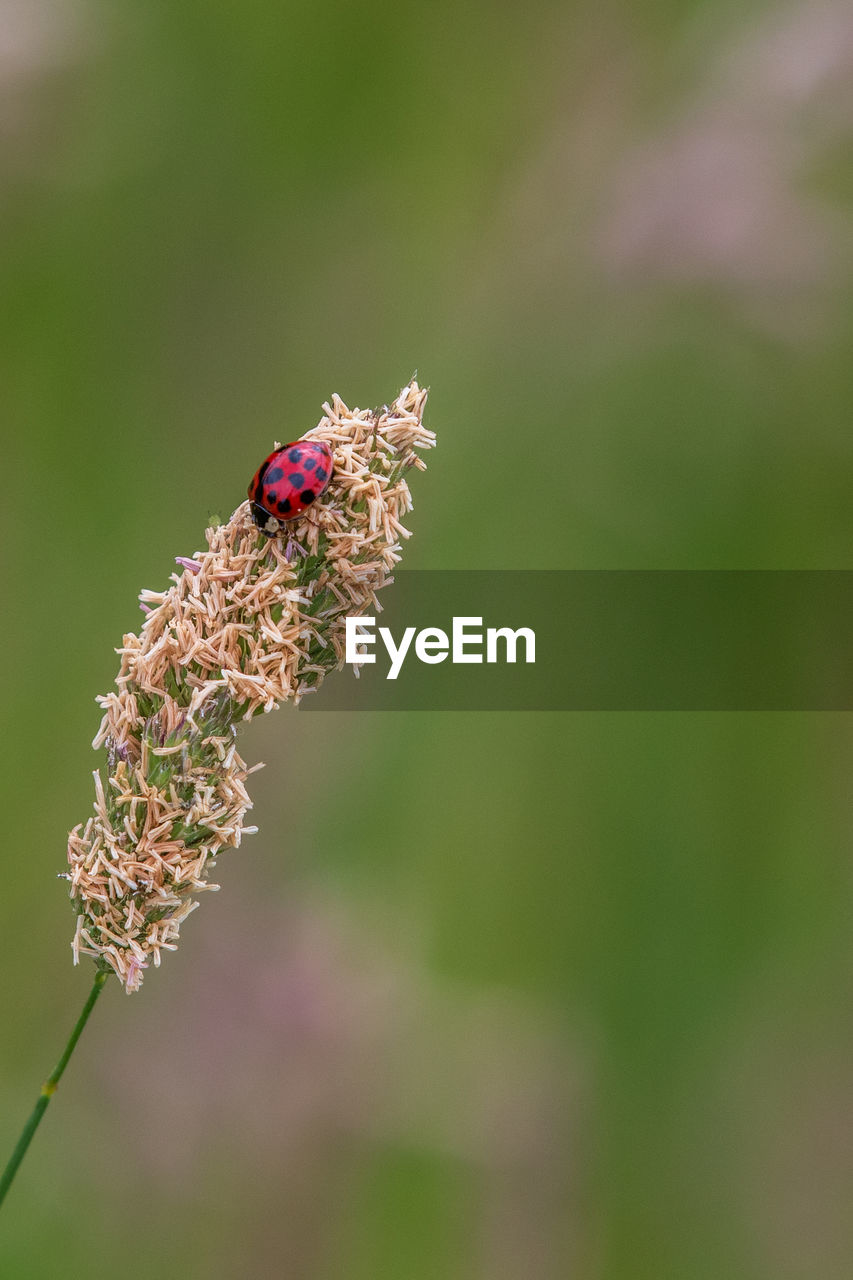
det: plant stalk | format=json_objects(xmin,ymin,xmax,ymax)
[{"xmin": 0, "ymin": 970, "xmax": 108, "ymax": 1209}]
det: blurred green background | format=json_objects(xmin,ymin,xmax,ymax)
[{"xmin": 2, "ymin": 1, "xmax": 853, "ymax": 1277}]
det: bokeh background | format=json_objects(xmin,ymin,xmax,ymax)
[{"xmin": 2, "ymin": 1, "xmax": 853, "ymax": 1276}]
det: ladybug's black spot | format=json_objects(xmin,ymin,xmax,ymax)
[
  {"xmin": 265, "ymin": 466, "xmax": 284, "ymax": 483},
  {"xmin": 277, "ymin": 497, "xmax": 292, "ymax": 513},
  {"xmin": 303, "ymin": 457, "xmax": 316, "ymax": 471},
  {"xmin": 300, "ymin": 488, "xmax": 316, "ymax": 505},
  {"xmin": 289, "ymin": 472, "xmax": 305, "ymax": 489},
  {"xmin": 315, "ymin": 467, "xmax": 328, "ymax": 484},
  {"xmin": 248, "ymin": 461, "xmax": 268, "ymax": 501},
  {"xmin": 288, "ymin": 448, "xmax": 302, "ymax": 463}
]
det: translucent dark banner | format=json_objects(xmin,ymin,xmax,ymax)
[{"xmin": 304, "ymin": 571, "xmax": 853, "ymax": 710}]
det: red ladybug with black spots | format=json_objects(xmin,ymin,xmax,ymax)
[{"xmin": 247, "ymin": 440, "xmax": 333, "ymax": 535}]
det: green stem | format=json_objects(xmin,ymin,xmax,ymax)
[{"xmin": 0, "ymin": 970, "xmax": 109, "ymax": 1209}]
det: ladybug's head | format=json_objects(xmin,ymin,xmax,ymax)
[{"xmin": 249, "ymin": 502, "xmax": 284, "ymax": 536}]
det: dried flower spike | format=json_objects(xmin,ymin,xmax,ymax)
[{"xmin": 66, "ymin": 382, "xmax": 434, "ymax": 992}]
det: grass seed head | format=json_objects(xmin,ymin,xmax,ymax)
[{"xmin": 67, "ymin": 382, "xmax": 433, "ymax": 991}]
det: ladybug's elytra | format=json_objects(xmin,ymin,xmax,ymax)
[{"xmin": 247, "ymin": 440, "xmax": 334, "ymax": 534}]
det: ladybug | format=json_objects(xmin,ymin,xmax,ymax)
[{"xmin": 247, "ymin": 440, "xmax": 334, "ymax": 534}]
